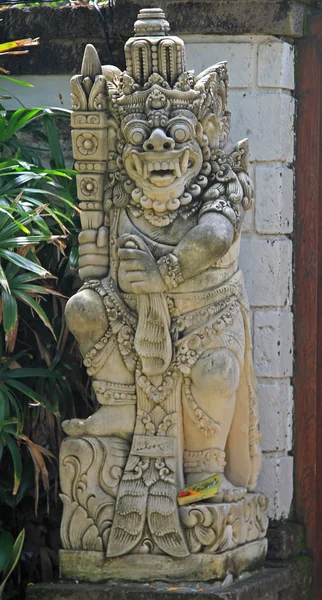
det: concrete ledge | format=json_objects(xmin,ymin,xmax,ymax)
[
  {"xmin": 26, "ymin": 566, "xmax": 290, "ymax": 600},
  {"xmin": 59, "ymin": 540, "xmax": 267, "ymax": 583},
  {"xmin": 1, "ymin": 2, "xmax": 306, "ymax": 74}
]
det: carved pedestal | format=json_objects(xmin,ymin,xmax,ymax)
[
  {"xmin": 60, "ymin": 539, "xmax": 268, "ymax": 583},
  {"xmin": 60, "ymin": 435, "xmax": 268, "ymax": 581}
]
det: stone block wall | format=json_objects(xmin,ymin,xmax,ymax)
[
  {"xmin": 5, "ymin": 34, "xmax": 295, "ymax": 522},
  {"xmin": 187, "ymin": 35, "xmax": 294, "ymax": 520}
]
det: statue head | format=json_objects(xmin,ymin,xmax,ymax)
[{"xmin": 71, "ymin": 8, "xmax": 253, "ymax": 229}]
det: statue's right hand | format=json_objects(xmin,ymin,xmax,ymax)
[{"xmin": 78, "ymin": 227, "xmax": 109, "ymax": 281}]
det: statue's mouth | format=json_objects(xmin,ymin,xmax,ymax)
[{"xmin": 128, "ymin": 149, "xmax": 191, "ymax": 188}]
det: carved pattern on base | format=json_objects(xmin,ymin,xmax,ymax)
[
  {"xmin": 60, "ymin": 436, "xmax": 130, "ymax": 552},
  {"xmin": 181, "ymin": 493, "xmax": 268, "ymax": 554},
  {"xmin": 60, "ymin": 435, "xmax": 268, "ymax": 556}
]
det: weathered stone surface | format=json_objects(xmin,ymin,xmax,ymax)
[
  {"xmin": 240, "ymin": 238, "xmax": 292, "ymax": 307},
  {"xmin": 267, "ymin": 521, "xmax": 306, "ymax": 560},
  {"xmin": 0, "ymin": 2, "xmax": 306, "ymax": 74},
  {"xmin": 59, "ymin": 541, "xmax": 268, "ymax": 583},
  {"xmin": 228, "ymin": 91, "xmax": 294, "ymax": 162},
  {"xmin": 255, "ymin": 166, "xmax": 293, "ymax": 235},
  {"xmin": 254, "ymin": 310, "xmax": 293, "ymax": 378},
  {"xmin": 26, "ymin": 566, "xmax": 291, "ymax": 600},
  {"xmin": 257, "ymin": 381, "xmax": 293, "ymax": 453},
  {"xmin": 277, "ymin": 557, "xmax": 313, "ymax": 600},
  {"xmin": 257, "ymin": 456, "xmax": 293, "ymax": 520},
  {"xmin": 27, "ymin": 557, "xmax": 313, "ymax": 599},
  {"xmin": 258, "ymin": 40, "xmax": 295, "ymax": 90}
]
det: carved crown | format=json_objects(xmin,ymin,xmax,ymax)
[
  {"xmin": 124, "ymin": 8, "xmax": 186, "ymax": 86},
  {"xmin": 71, "ymin": 8, "xmax": 229, "ymax": 128}
]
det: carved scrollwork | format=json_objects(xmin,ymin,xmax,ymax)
[
  {"xmin": 60, "ymin": 436, "xmax": 130, "ymax": 551},
  {"xmin": 180, "ymin": 494, "xmax": 268, "ymax": 554}
]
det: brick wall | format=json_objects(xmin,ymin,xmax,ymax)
[{"xmin": 5, "ymin": 34, "xmax": 295, "ymax": 521}]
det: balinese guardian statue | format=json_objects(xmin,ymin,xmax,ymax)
[{"xmin": 60, "ymin": 8, "xmax": 268, "ymax": 582}]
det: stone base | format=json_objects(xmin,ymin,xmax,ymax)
[
  {"xmin": 26, "ymin": 565, "xmax": 292, "ymax": 600},
  {"xmin": 60, "ymin": 539, "xmax": 267, "ymax": 583}
]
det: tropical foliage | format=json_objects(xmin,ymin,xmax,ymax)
[{"xmin": 0, "ymin": 91, "xmax": 90, "ymax": 597}]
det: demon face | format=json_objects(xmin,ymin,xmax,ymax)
[{"xmin": 120, "ymin": 87, "xmax": 204, "ymax": 222}]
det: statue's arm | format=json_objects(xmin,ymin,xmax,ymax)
[
  {"xmin": 172, "ymin": 213, "xmax": 234, "ymax": 280},
  {"xmin": 117, "ymin": 213, "xmax": 235, "ymax": 295}
]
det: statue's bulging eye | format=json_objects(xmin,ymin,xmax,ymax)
[
  {"xmin": 168, "ymin": 122, "xmax": 191, "ymax": 144},
  {"xmin": 127, "ymin": 124, "xmax": 150, "ymax": 146}
]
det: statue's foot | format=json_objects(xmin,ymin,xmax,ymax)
[
  {"xmin": 185, "ymin": 472, "xmax": 246, "ymax": 503},
  {"xmin": 61, "ymin": 405, "xmax": 135, "ymax": 440},
  {"xmin": 62, "ymin": 412, "xmax": 108, "ymax": 436},
  {"xmin": 209, "ymin": 474, "xmax": 246, "ymax": 503},
  {"xmin": 62, "ymin": 419, "xmax": 87, "ymax": 436}
]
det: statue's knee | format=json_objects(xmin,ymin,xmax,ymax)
[
  {"xmin": 191, "ymin": 348, "xmax": 240, "ymax": 397},
  {"xmin": 65, "ymin": 289, "xmax": 108, "ymax": 347}
]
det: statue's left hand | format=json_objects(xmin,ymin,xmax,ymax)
[{"xmin": 117, "ymin": 234, "xmax": 166, "ymax": 294}]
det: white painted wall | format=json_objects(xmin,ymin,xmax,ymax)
[{"xmin": 4, "ymin": 34, "xmax": 295, "ymax": 521}]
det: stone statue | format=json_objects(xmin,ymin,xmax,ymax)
[{"xmin": 59, "ymin": 8, "xmax": 268, "ymax": 581}]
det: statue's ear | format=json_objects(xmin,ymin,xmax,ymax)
[{"xmin": 201, "ymin": 113, "xmax": 220, "ymax": 151}]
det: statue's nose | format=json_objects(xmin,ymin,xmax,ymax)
[{"xmin": 143, "ymin": 128, "xmax": 175, "ymax": 152}]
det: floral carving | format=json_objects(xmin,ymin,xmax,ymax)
[
  {"xmin": 80, "ymin": 177, "xmax": 99, "ymax": 196},
  {"xmin": 76, "ymin": 132, "xmax": 98, "ymax": 156}
]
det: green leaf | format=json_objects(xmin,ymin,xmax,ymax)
[
  {"xmin": 42, "ymin": 114, "xmax": 65, "ymax": 170},
  {"xmin": 4, "ymin": 379, "xmax": 59, "ymax": 415},
  {"xmin": 0, "ymin": 75, "xmax": 33, "ymax": 87},
  {"xmin": 0, "ymin": 529, "xmax": 25, "ymax": 596},
  {"xmin": 5, "ymin": 109, "xmax": 43, "ymax": 141},
  {"xmin": 5, "ymin": 109, "xmax": 41, "ymax": 138},
  {"xmin": 0, "ymin": 531, "xmax": 14, "ymax": 573},
  {"xmin": 5, "ymin": 390, "xmax": 22, "ymax": 430},
  {"xmin": 0, "ymin": 390, "xmax": 9, "ymax": 422},
  {"xmin": 0, "ymin": 250, "xmax": 49, "ymax": 278},
  {"xmin": 4, "ymin": 368, "xmax": 59, "ymax": 379},
  {"xmin": 0, "ymin": 263, "xmax": 10, "ymax": 293},
  {"xmin": 1, "ymin": 292, "xmax": 17, "ymax": 333},
  {"xmin": 13, "ymin": 290, "xmax": 55, "ymax": 336},
  {"xmin": 1, "ymin": 431, "xmax": 22, "ymax": 495}
]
